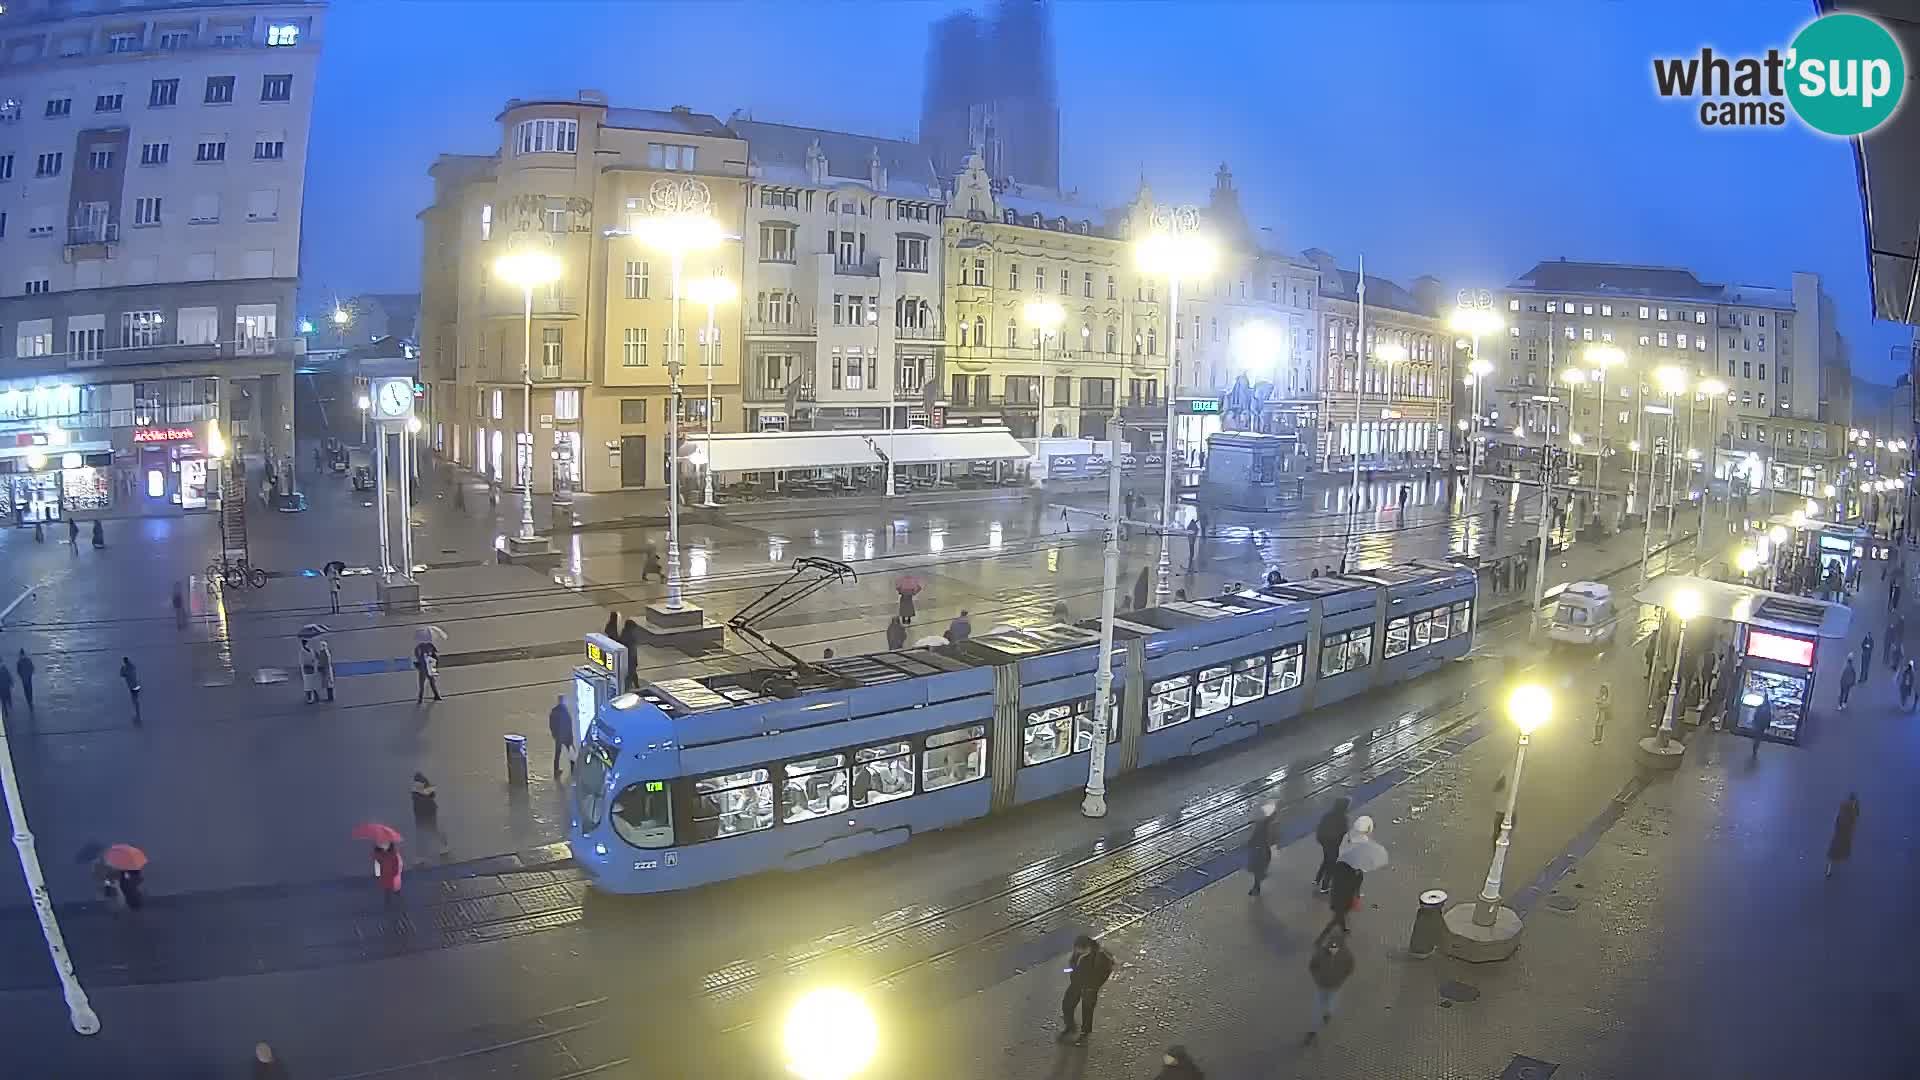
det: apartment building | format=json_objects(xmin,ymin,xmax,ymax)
[
  {"xmin": 1495, "ymin": 260, "xmax": 1850, "ymax": 496},
  {"xmin": 729, "ymin": 117, "xmax": 945, "ymax": 434},
  {"xmin": 1309, "ymin": 252, "xmax": 1452, "ymax": 466},
  {"xmin": 0, "ymin": 0, "xmax": 322, "ymax": 522},
  {"xmin": 941, "ymin": 150, "xmax": 1169, "ymax": 449},
  {"xmin": 419, "ymin": 94, "xmax": 746, "ymax": 494}
]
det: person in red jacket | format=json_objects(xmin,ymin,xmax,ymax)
[{"xmin": 373, "ymin": 842, "xmax": 403, "ymax": 906}]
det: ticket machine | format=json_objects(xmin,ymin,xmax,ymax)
[{"xmin": 574, "ymin": 633, "xmax": 630, "ymax": 748}]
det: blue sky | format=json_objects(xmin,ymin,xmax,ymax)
[{"xmin": 302, "ymin": 0, "xmax": 1912, "ymax": 380}]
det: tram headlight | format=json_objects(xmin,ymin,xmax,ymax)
[
  {"xmin": 593, "ymin": 843, "xmax": 607, "ymax": 857},
  {"xmin": 784, "ymin": 987, "xmax": 877, "ymax": 1080}
]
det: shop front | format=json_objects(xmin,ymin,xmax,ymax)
[
  {"xmin": 131, "ymin": 425, "xmax": 219, "ymax": 513},
  {"xmin": 1173, "ymin": 398, "xmax": 1223, "ymax": 465},
  {"xmin": 0, "ymin": 442, "xmax": 116, "ymax": 526}
]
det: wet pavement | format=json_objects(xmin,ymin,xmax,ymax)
[{"xmin": 0, "ymin": 497, "xmax": 1708, "ymax": 1076}]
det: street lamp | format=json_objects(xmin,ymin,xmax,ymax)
[
  {"xmin": 1695, "ymin": 377, "xmax": 1728, "ymax": 539},
  {"xmin": 1134, "ymin": 205, "xmax": 1217, "ymax": 598},
  {"xmin": 1560, "ymin": 366, "xmax": 1589, "ymax": 517},
  {"xmin": 1023, "ymin": 298, "xmax": 1066, "ymax": 439},
  {"xmin": 356, "ymin": 393, "xmax": 371, "ymax": 448},
  {"xmin": 1641, "ymin": 365, "xmax": 1688, "ymax": 579},
  {"xmin": 1654, "ymin": 589, "xmax": 1701, "ymax": 750},
  {"xmin": 1082, "ymin": 354, "xmax": 1128, "ymax": 819},
  {"xmin": 783, "ymin": 987, "xmax": 878, "ymax": 1080},
  {"xmin": 1583, "ymin": 343, "xmax": 1625, "ymax": 500},
  {"xmin": 1449, "ymin": 306, "xmax": 1504, "ymax": 499},
  {"xmin": 1464, "ymin": 356, "xmax": 1493, "ymax": 498},
  {"xmin": 630, "ymin": 178, "xmax": 725, "ymax": 612},
  {"xmin": 493, "ymin": 247, "xmax": 564, "ymax": 544},
  {"xmin": 687, "ymin": 273, "xmax": 737, "ymax": 507},
  {"xmin": 331, "ymin": 306, "xmax": 350, "ymax": 328},
  {"xmin": 1473, "ymin": 683, "xmax": 1549, "ymax": 927}
]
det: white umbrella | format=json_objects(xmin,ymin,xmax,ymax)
[
  {"xmin": 416, "ymin": 625, "xmax": 447, "ymax": 647},
  {"xmin": 914, "ymin": 635, "xmax": 949, "ymax": 648},
  {"xmin": 1338, "ymin": 832, "xmax": 1390, "ymax": 873},
  {"xmin": 297, "ymin": 623, "xmax": 332, "ymax": 641}
]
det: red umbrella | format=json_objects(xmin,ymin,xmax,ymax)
[
  {"xmin": 102, "ymin": 844, "xmax": 148, "ymax": 871},
  {"xmin": 351, "ymin": 822, "xmax": 403, "ymax": 846},
  {"xmin": 895, "ymin": 575, "xmax": 924, "ymax": 596}
]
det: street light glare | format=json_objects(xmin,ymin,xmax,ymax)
[
  {"xmin": 1448, "ymin": 307, "xmax": 1503, "ymax": 336},
  {"xmin": 686, "ymin": 274, "xmax": 738, "ymax": 306},
  {"xmin": 1134, "ymin": 229, "xmax": 1218, "ymax": 278},
  {"xmin": 331, "ymin": 307, "xmax": 350, "ymax": 326},
  {"xmin": 1673, "ymin": 590, "xmax": 1701, "ymax": 621},
  {"xmin": 1654, "ymin": 365, "xmax": 1688, "ymax": 394},
  {"xmin": 1507, "ymin": 684, "xmax": 1551, "ymax": 734},
  {"xmin": 1736, "ymin": 548, "xmax": 1760, "ymax": 573},
  {"xmin": 356, "ymin": 395, "xmax": 371, "ymax": 411},
  {"xmin": 1560, "ymin": 367, "xmax": 1587, "ymax": 385},
  {"xmin": 783, "ymin": 987, "xmax": 878, "ymax": 1080},
  {"xmin": 1232, "ymin": 320, "xmax": 1285, "ymax": 370},
  {"xmin": 494, "ymin": 250, "xmax": 563, "ymax": 288},
  {"xmin": 1629, "ymin": 439, "xmax": 1642, "ymax": 452},
  {"xmin": 1468, "ymin": 358, "xmax": 1492, "ymax": 377},
  {"xmin": 1373, "ymin": 341, "xmax": 1409, "ymax": 364},
  {"xmin": 1697, "ymin": 377, "xmax": 1729, "ymax": 397},
  {"xmin": 1583, "ymin": 343, "xmax": 1625, "ymax": 368},
  {"xmin": 1021, "ymin": 298, "xmax": 1066, "ymax": 330}
]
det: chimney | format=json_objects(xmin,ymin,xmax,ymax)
[
  {"xmin": 670, "ymin": 104, "xmax": 692, "ymax": 116},
  {"xmin": 578, "ymin": 89, "xmax": 607, "ymax": 104},
  {"xmin": 805, "ymin": 138, "xmax": 827, "ymax": 185},
  {"xmin": 869, "ymin": 146, "xmax": 887, "ymax": 191}
]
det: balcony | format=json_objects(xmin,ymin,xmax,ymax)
[
  {"xmin": 744, "ymin": 380, "xmax": 817, "ymax": 404},
  {"xmin": 896, "ymin": 322, "xmax": 943, "ymax": 342},
  {"xmin": 488, "ymin": 293, "xmax": 579, "ymax": 319},
  {"xmin": 745, "ymin": 314, "xmax": 817, "ymax": 337},
  {"xmin": 832, "ymin": 258, "xmax": 881, "ymax": 278},
  {"xmin": 64, "ymin": 222, "xmax": 120, "ymax": 261}
]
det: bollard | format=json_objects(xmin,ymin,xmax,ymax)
[
  {"xmin": 504, "ymin": 734, "xmax": 529, "ymax": 787},
  {"xmin": 1408, "ymin": 888, "xmax": 1449, "ymax": 959}
]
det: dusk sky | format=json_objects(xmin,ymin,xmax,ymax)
[{"xmin": 302, "ymin": 0, "xmax": 1913, "ymax": 381}]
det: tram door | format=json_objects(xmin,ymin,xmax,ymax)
[
  {"xmin": 1116, "ymin": 641, "xmax": 1147, "ymax": 773},
  {"xmin": 989, "ymin": 664, "xmax": 1021, "ymax": 812}
]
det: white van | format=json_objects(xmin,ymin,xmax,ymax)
[{"xmin": 1548, "ymin": 581, "xmax": 1619, "ymax": 646}]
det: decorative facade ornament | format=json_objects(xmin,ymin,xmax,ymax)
[
  {"xmin": 647, "ymin": 177, "xmax": 712, "ymax": 216},
  {"xmin": 1149, "ymin": 204, "xmax": 1201, "ymax": 237}
]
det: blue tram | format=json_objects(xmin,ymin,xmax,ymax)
[{"xmin": 569, "ymin": 559, "xmax": 1477, "ymax": 894}]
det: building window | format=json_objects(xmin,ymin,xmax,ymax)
[
  {"xmin": 253, "ymin": 138, "xmax": 284, "ymax": 161},
  {"xmin": 1007, "ymin": 321, "xmax": 1019, "ymax": 348},
  {"xmin": 1106, "ymin": 325, "xmax": 1117, "ymax": 352},
  {"xmin": 133, "ymin": 197, "xmax": 162, "ymax": 226},
  {"xmin": 267, "ymin": 22, "xmax": 301, "ymax": 46},
  {"xmin": 1060, "ymin": 268, "xmax": 1070, "ymax": 295},
  {"xmin": 260, "ymin": 74, "xmax": 292, "ymax": 102},
  {"xmin": 513, "ymin": 118, "xmax": 577, "ymax": 155},
  {"xmin": 120, "ymin": 310, "xmax": 164, "ymax": 348},
  {"xmin": 203, "ymin": 76, "xmax": 235, "ymax": 105},
  {"xmin": 196, "ymin": 140, "xmax": 227, "ymax": 163},
  {"xmin": 760, "ymin": 223, "xmax": 796, "ymax": 262},
  {"xmin": 646, "ymin": 142, "xmax": 696, "ymax": 171},
  {"xmin": 45, "ymin": 97, "xmax": 72, "ymax": 118},
  {"xmin": 67, "ymin": 323, "xmax": 106, "ymax": 363},
  {"xmin": 139, "ymin": 142, "xmax": 169, "ymax": 166},
  {"xmin": 1034, "ymin": 266, "xmax": 1045, "ymax": 291},
  {"xmin": 620, "ymin": 399, "xmax": 646, "ymax": 424},
  {"xmin": 95, "ymin": 93, "xmax": 123, "ymax": 113},
  {"xmin": 35, "ymin": 152, "xmax": 63, "ymax": 177},
  {"xmin": 87, "ymin": 147, "xmax": 114, "ymax": 171},
  {"xmin": 622, "ymin": 328, "xmax": 647, "ymax": 366},
  {"xmin": 624, "ymin": 260, "xmax": 649, "ymax": 299},
  {"xmin": 0, "ymin": 154, "xmax": 11, "ymax": 181},
  {"xmin": 24, "ymin": 278, "xmax": 51, "ymax": 296},
  {"xmin": 540, "ymin": 328, "xmax": 562, "ymax": 378},
  {"xmin": 149, "ymin": 79, "xmax": 179, "ymax": 108},
  {"xmin": 553, "ymin": 389, "xmax": 581, "ymax": 421},
  {"xmin": 1083, "ymin": 271, "xmax": 1094, "ymax": 298},
  {"xmin": 1008, "ymin": 262, "xmax": 1020, "ymax": 290},
  {"xmin": 896, "ymin": 234, "xmax": 927, "ymax": 271}
]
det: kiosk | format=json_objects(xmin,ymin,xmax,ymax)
[{"xmin": 574, "ymin": 633, "xmax": 630, "ymax": 748}]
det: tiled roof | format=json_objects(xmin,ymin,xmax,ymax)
[
  {"xmin": 1510, "ymin": 260, "xmax": 1725, "ymax": 301},
  {"xmin": 731, "ymin": 118, "xmax": 938, "ymax": 193},
  {"xmin": 1311, "ymin": 262, "xmax": 1434, "ymax": 318},
  {"xmin": 603, "ymin": 107, "xmax": 734, "ymax": 137}
]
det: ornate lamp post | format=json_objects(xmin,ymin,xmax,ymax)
[
  {"xmin": 687, "ymin": 273, "xmax": 737, "ymax": 508},
  {"xmin": 1443, "ymin": 682, "xmax": 1549, "ymax": 961},
  {"xmin": 1134, "ymin": 205, "xmax": 1217, "ymax": 597},
  {"xmin": 1449, "ymin": 300, "xmax": 1502, "ymax": 501},
  {"xmin": 493, "ymin": 243, "xmax": 563, "ymax": 545},
  {"xmin": 1024, "ymin": 299, "xmax": 1065, "ymax": 440}
]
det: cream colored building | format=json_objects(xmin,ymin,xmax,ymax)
[
  {"xmin": 1308, "ymin": 252, "xmax": 1453, "ymax": 466},
  {"xmin": 419, "ymin": 94, "xmax": 746, "ymax": 495}
]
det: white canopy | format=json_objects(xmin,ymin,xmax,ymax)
[{"xmin": 697, "ymin": 425, "xmax": 1029, "ymax": 474}]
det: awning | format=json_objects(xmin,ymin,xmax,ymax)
[
  {"xmin": 697, "ymin": 425, "xmax": 1029, "ymax": 474},
  {"xmin": 1633, "ymin": 575, "xmax": 1851, "ymax": 639},
  {"xmin": 1824, "ymin": 1, "xmax": 1920, "ymax": 321}
]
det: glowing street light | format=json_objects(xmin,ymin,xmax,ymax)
[
  {"xmin": 1735, "ymin": 547, "xmax": 1760, "ymax": 576},
  {"xmin": 784, "ymin": 987, "xmax": 878, "ymax": 1080},
  {"xmin": 1134, "ymin": 205, "xmax": 1217, "ymax": 600},
  {"xmin": 687, "ymin": 273, "xmax": 738, "ymax": 507},
  {"xmin": 356, "ymin": 392, "xmax": 372, "ymax": 446},
  {"xmin": 494, "ymin": 248, "xmax": 564, "ymax": 544},
  {"xmin": 1653, "ymin": 590, "xmax": 1700, "ymax": 751},
  {"xmin": 1643, "ymin": 366, "xmax": 1689, "ymax": 583},
  {"xmin": 1232, "ymin": 320, "xmax": 1285, "ymax": 377},
  {"xmin": 1460, "ymin": 683, "xmax": 1550, "ymax": 946},
  {"xmin": 1450, "ymin": 306, "xmax": 1504, "ymax": 503},
  {"xmin": 331, "ymin": 306, "xmax": 350, "ymax": 327},
  {"xmin": 1024, "ymin": 298, "xmax": 1067, "ymax": 441}
]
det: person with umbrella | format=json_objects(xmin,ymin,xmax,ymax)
[
  {"xmin": 414, "ymin": 627, "xmax": 444, "ymax": 704},
  {"xmin": 896, "ymin": 576, "xmax": 920, "ymax": 626},
  {"xmin": 1321, "ymin": 815, "xmax": 1387, "ymax": 941},
  {"xmin": 80, "ymin": 842, "xmax": 148, "ymax": 910},
  {"xmin": 354, "ymin": 824, "xmax": 405, "ymax": 905},
  {"xmin": 1826, "ymin": 792, "xmax": 1861, "ymax": 878},
  {"xmin": 298, "ymin": 638, "xmax": 321, "ymax": 705}
]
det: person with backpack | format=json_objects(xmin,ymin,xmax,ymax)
[
  {"xmin": 1304, "ymin": 930, "xmax": 1356, "ymax": 1044},
  {"xmin": 1057, "ymin": 934, "xmax": 1115, "ymax": 1046}
]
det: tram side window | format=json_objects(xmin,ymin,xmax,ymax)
[
  {"xmin": 690, "ymin": 768, "xmax": 775, "ymax": 841},
  {"xmin": 1023, "ymin": 703, "xmax": 1073, "ymax": 764},
  {"xmin": 609, "ymin": 781, "xmax": 674, "ymax": 849},
  {"xmin": 1411, "ymin": 609, "xmax": 1434, "ymax": 650},
  {"xmin": 1071, "ymin": 695, "xmax": 1121, "ymax": 752},
  {"xmin": 782, "ymin": 752, "xmax": 851, "ymax": 823},
  {"xmin": 1431, "ymin": 606, "xmax": 1451, "ymax": 642},
  {"xmin": 1147, "ymin": 674, "xmax": 1193, "ymax": 731},
  {"xmin": 576, "ymin": 738, "xmax": 614, "ymax": 829},
  {"xmin": 1267, "ymin": 645, "xmax": 1304, "ymax": 693},
  {"xmin": 1231, "ymin": 655, "xmax": 1266, "ymax": 704},
  {"xmin": 1451, "ymin": 601, "xmax": 1472, "ymax": 637},
  {"xmin": 1195, "ymin": 663, "xmax": 1233, "ymax": 716},
  {"xmin": 923, "ymin": 724, "xmax": 987, "ymax": 790},
  {"xmin": 852, "ymin": 740, "xmax": 915, "ymax": 807},
  {"xmin": 1384, "ymin": 616, "xmax": 1411, "ymax": 658},
  {"xmin": 1321, "ymin": 627, "xmax": 1374, "ymax": 676}
]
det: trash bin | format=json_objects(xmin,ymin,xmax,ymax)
[
  {"xmin": 504, "ymin": 734, "xmax": 529, "ymax": 787},
  {"xmin": 1408, "ymin": 889, "xmax": 1448, "ymax": 959}
]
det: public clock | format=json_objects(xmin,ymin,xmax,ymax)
[{"xmin": 373, "ymin": 377, "xmax": 415, "ymax": 420}]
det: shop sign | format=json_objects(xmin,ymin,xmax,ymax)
[
  {"xmin": 1747, "ymin": 630, "xmax": 1816, "ymax": 668},
  {"xmin": 134, "ymin": 427, "xmax": 197, "ymax": 444},
  {"xmin": 1183, "ymin": 399, "xmax": 1223, "ymax": 414}
]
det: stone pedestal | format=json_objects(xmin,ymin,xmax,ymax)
[
  {"xmin": 641, "ymin": 600, "xmax": 724, "ymax": 648},
  {"xmin": 1442, "ymin": 901, "xmax": 1524, "ymax": 963},
  {"xmin": 376, "ymin": 576, "xmax": 421, "ymax": 614},
  {"xmin": 501, "ymin": 534, "xmax": 559, "ymax": 567},
  {"xmin": 1635, "ymin": 733, "xmax": 1687, "ymax": 770}
]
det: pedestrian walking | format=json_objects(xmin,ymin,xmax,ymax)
[
  {"xmin": 1825, "ymin": 792, "xmax": 1860, "ymax": 877},
  {"xmin": 898, "ymin": 588, "xmax": 916, "ymax": 627},
  {"xmin": 172, "ymin": 580, "xmax": 187, "ymax": 629},
  {"xmin": 1312, "ymin": 796, "xmax": 1349, "ymax": 894},
  {"xmin": 91, "ymin": 519, "xmax": 105, "ymax": 549},
  {"xmin": 1593, "ymin": 683, "xmax": 1612, "ymax": 745},
  {"xmin": 1057, "ymin": 934, "xmax": 1115, "ymax": 1046},
  {"xmin": 945, "ymin": 609, "xmax": 972, "ymax": 643},
  {"xmin": 373, "ymin": 841, "xmax": 404, "ymax": 907},
  {"xmin": 1397, "ymin": 484, "xmax": 1410, "ymax": 513},
  {"xmin": 1124, "ymin": 490, "xmax": 1137, "ymax": 521},
  {"xmin": 1186, "ymin": 518, "xmax": 1200, "ymax": 567},
  {"xmin": 640, "ymin": 543, "xmax": 664, "ymax": 583},
  {"xmin": 119, "ymin": 656, "xmax": 141, "ymax": 723},
  {"xmin": 1133, "ymin": 566, "xmax": 1151, "ymax": 611},
  {"xmin": 1245, "ymin": 801, "xmax": 1276, "ymax": 896},
  {"xmin": 1302, "ymin": 930, "xmax": 1356, "ymax": 1045},
  {"xmin": 620, "ymin": 618, "xmax": 643, "ymax": 691},
  {"xmin": 1838, "ymin": 654, "xmax": 1858, "ymax": 710},
  {"xmin": 414, "ymin": 639, "xmax": 443, "ymax": 703},
  {"xmin": 886, "ymin": 615, "xmax": 907, "ymax": 651},
  {"xmin": 1861, "ymin": 632, "xmax": 1875, "ymax": 683},
  {"xmin": 1892, "ymin": 579, "xmax": 1904, "ymax": 611},
  {"xmin": 299, "ymin": 640, "xmax": 320, "ymax": 705},
  {"xmin": 1516, "ymin": 554, "xmax": 1530, "ymax": 592},
  {"xmin": 410, "ymin": 773, "xmax": 450, "ymax": 858},
  {"xmin": 1155, "ymin": 1046, "xmax": 1205, "ymax": 1080},
  {"xmin": 0, "ymin": 662, "xmax": 13, "ymax": 716},
  {"xmin": 315, "ymin": 639, "xmax": 336, "ymax": 703},
  {"xmin": 67, "ymin": 518, "xmax": 79, "ymax": 550},
  {"xmin": 549, "ymin": 694, "xmax": 575, "ymax": 779},
  {"xmin": 1903, "ymin": 660, "xmax": 1917, "ymax": 711},
  {"xmin": 327, "ymin": 568, "xmax": 343, "ymax": 615},
  {"xmin": 1051, "ymin": 600, "xmax": 1070, "ymax": 624},
  {"xmin": 118, "ymin": 865, "xmax": 146, "ymax": 910},
  {"xmin": 603, "ymin": 609, "xmax": 620, "ymax": 641}
]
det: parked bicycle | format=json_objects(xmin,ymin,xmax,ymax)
[{"xmin": 205, "ymin": 558, "xmax": 269, "ymax": 591}]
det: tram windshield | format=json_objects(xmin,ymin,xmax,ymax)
[
  {"xmin": 610, "ymin": 781, "xmax": 675, "ymax": 849},
  {"xmin": 576, "ymin": 736, "xmax": 614, "ymax": 829}
]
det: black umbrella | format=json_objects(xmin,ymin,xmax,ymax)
[
  {"xmin": 75, "ymin": 840, "xmax": 106, "ymax": 865},
  {"xmin": 322, "ymin": 560, "xmax": 348, "ymax": 577}
]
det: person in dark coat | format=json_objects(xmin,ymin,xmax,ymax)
[
  {"xmin": 1826, "ymin": 792, "xmax": 1860, "ymax": 877},
  {"xmin": 1057, "ymin": 934, "xmax": 1115, "ymax": 1046},
  {"xmin": 1313, "ymin": 796, "xmax": 1350, "ymax": 893},
  {"xmin": 1323, "ymin": 861, "xmax": 1363, "ymax": 938},
  {"xmin": 886, "ymin": 616, "xmax": 907, "ymax": 651},
  {"xmin": 118, "ymin": 867, "xmax": 145, "ymax": 910},
  {"xmin": 898, "ymin": 588, "xmax": 916, "ymax": 627},
  {"xmin": 1133, "ymin": 566, "xmax": 1151, "ymax": 611},
  {"xmin": 67, "ymin": 518, "xmax": 80, "ymax": 550},
  {"xmin": 172, "ymin": 580, "xmax": 187, "ymax": 629},
  {"xmin": 14, "ymin": 650, "xmax": 33, "ymax": 712},
  {"xmin": 1245, "ymin": 801, "xmax": 1277, "ymax": 896},
  {"xmin": 411, "ymin": 772, "xmax": 449, "ymax": 857},
  {"xmin": 1838, "ymin": 654, "xmax": 1858, "ymax": 710},
  {"xmin": 119, "ymin": 656, "xmax": 141, "ymax": 724},
  {"xmin": 413, "ymin": 640, "xmax": 443, "ymax": 703},
  {"xmin": 620, "ymin": 619, "xmax": 643, "ymax": 691},
  {"xmin": 603, "ymin": 610, "xmax": 620, "ymax": 641},
  {"xmin": 548, "ymin": 694, "xmax": 575, "ymax": 779},
  {"xmin": 639, "ymin": 543, "xmax": 664, "ymax": 583},
  {"xmin": 945, "ymin": 610, "xmax": 972, "ymax": 643},
  {"xmin": 1902, "ymin": 660, "xmax": 1917, "ymax": 711},
  {"xmin": 1303, "ymin": 930, "xmax": 1356, "ymax": 1044},
  {"xmin": 1186, "ymin": 518, "xmax": 1200, "ymax": 566},
  {"xmin": 0, "ymin": 661, "xmax": 12, "ymax": 716},
  {"xmin": 1155, "ymin": 1046, "xmax": 1205, "ymax": 1080},
  {"xmin": 91, "ymin": 519, "xmax": 104, "ymax": 548}
]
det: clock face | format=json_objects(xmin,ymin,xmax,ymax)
[{"xmin": 377, "ymin": 381, "xmax": 412, "ymax": 416}]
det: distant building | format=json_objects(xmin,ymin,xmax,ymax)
[
  {"xmin": 1306, "ymin": 251, "xmax": 1452, "ymax": 469},
  {"xmin": 0, "ymin": 0, "xmax": 324, "ymax": 521},
  {"xmin": 920, "ymin": 0, "xmax": 1060, "ymax": 189}
]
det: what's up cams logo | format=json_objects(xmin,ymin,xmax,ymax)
[{"xmin": 1653, "ymin": 12, "xmax": 1907, "ymax": 136}]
